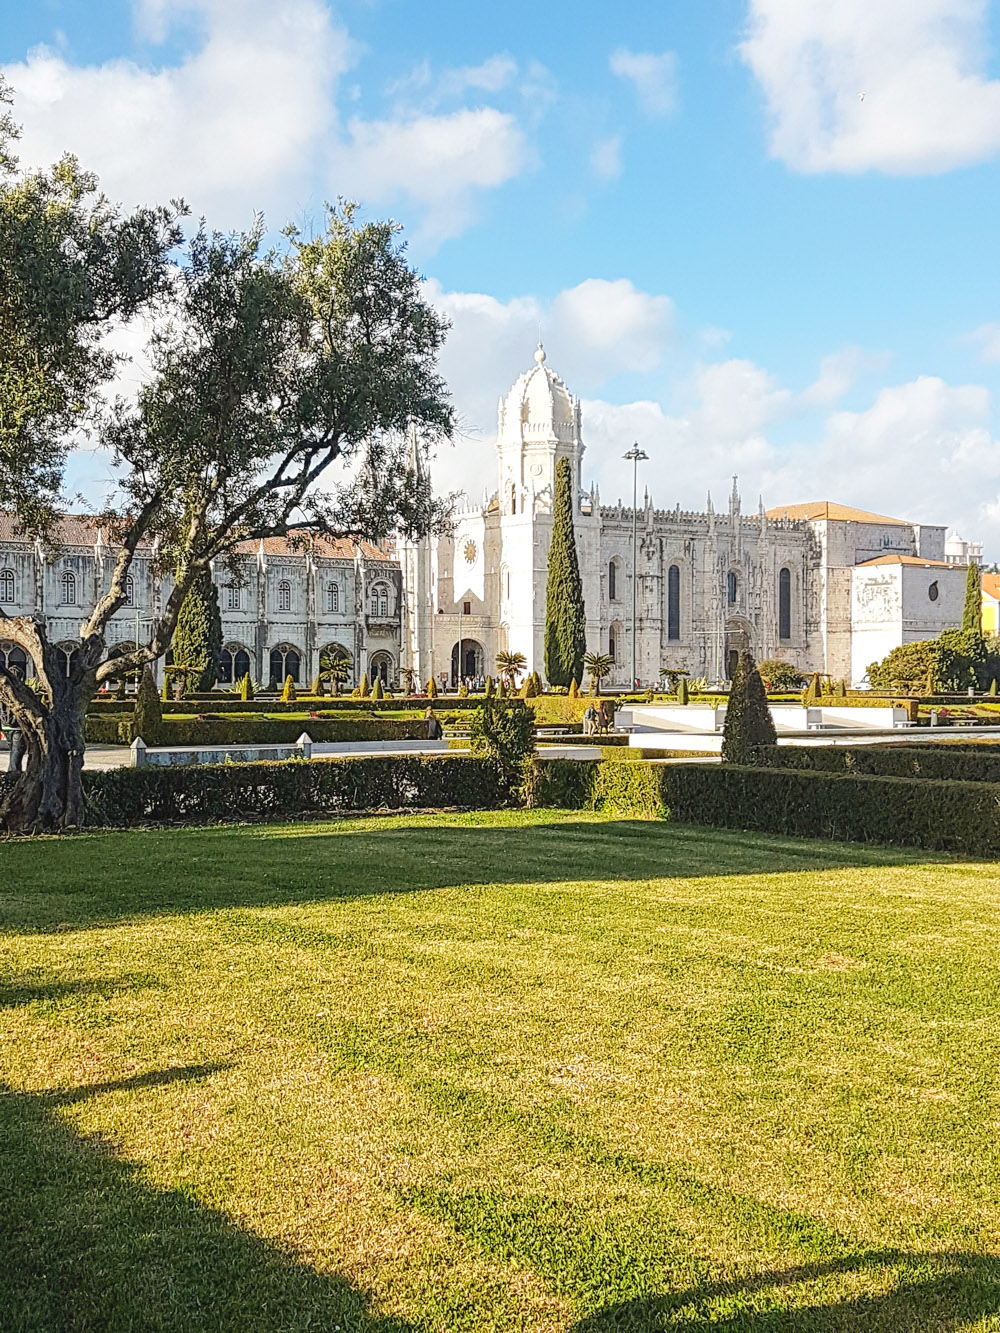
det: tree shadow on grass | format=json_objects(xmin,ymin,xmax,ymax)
[
  {"xmin": 0, "ymin": 1070, "xmax": 416, "ymax": 1333},
  {"xmin": 570, "ymin": 1250, "xmax": 1000, "ymax": 1331},
  {"xmin": 1, "ymin": 817, "xmax": 961, "ymax": 935}
]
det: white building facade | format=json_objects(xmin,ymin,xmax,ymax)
[
  {"xmin": 0, "ymin": 515, "xmax": 402, "ymax": 688},
  {"xmin": 401, "ymin": 349, "xmax": 970, "ymax": 688}
]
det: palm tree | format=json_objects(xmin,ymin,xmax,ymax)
[
  {"xmin": 495, "ymin": 650, "xmax": 527, "ymax": 688},
  {"xmin": 400, "ymin": 666, "xmax": 416, "ymax": 695},
  {"xmin": 319, "ymin": 647, "xmax": 352, "ymax": 696},
  {"xmin": 583, "ymin": 651, "xmax": 614, "ymax": 696}
]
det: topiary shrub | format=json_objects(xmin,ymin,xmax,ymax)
[
  {"xmin": 240, "ymin": 673, "xmax": 254, "ymax": 702},
  {"xmin": 484, "ymin": 675, "xmax": 495, "ymax": 698},
  {"xmin": 676, "ymin": 677, "xmax": 689, "ymax": 705},
  {"xmin": 281, "ymin": 675, "xmax": 297, "ymax": 703},
  {"xmin": 131, "ymin": 665, "xmax": 163, "ymax": 744},
  {"xmin": 172, "ymin": 566, "xmax": 223, "ymax": 692},
  {"xmin": 426, "ymin": 677, "xmax": 438, "ymax": 699},
  {"xmin": 359, "ymin": 674, "xmax": 370, "ymax": 699},
  {"xmin": 469, "ymin": 697, "xmax": 536, "ymax": 800},
  {"xmin": 722, "ymin": 650, "xmax": 777, "ymax": 765},
  {"xmin": 568, "ymin": 678, "xmax": 579, "ymax": 699},
  {"xmin": 756, "ymin": 659, "xmax": 804, "ymax": 693},
  {"xmin": 371, "ymin": 677, "xmax": 384, "ymax": 701}
]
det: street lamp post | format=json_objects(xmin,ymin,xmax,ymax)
[{"xmin": 623, "ymin": 444, "xmax": 649, "ymax": 690}]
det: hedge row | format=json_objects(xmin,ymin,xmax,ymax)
[
  {"xmin": 85, "ymin": 715, "xmax": 435, "ymax": 747},
  {"xmin": 88, "ymin": 694, "xmax": 506, "ymax": 716},
  {"xmin": 765, "ymin": 744, "xmax": 1000, "ymax": 783},
  {"xmin": 80, "ymin": 755, "xmax": 508, "ymax": 826},
  {"xmin": 535, "ymin": 759, "xmax": 1000, "ymax": 855}
]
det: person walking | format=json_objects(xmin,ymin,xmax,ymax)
[
  {"xmin": 425, "ymin": 706, "xmax": 443, "ymax": 741},
  {"xmin": 582, "ymin": 703, "xmax": 597, "ymax": 737},
  {"xmin": 597, "ymin": 701, "xmax": 610, "ymax": 735}
]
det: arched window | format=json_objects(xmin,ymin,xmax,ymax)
[
  {"xmin": 276, "ymin": 579, "xmax": 292, "ymax": 612},
  {"xmin": 510, "ymin": 484, "xmax": 517, "ymax": 515},
  {"xmin": 123, "ymin": 575, "xmax": 134, "ymax": 607},
  {"xmin": 327, "ymin": 581, "xmax": 340, "ymax": 613},
  {"xmin": 0, "ymin": 642, "xmax": 30, "ymax": 679},
  {"xmin": 609, "ymin": 625, "xmax": 618, "ymax": 663},
  {"xmin": 500, "ymin": 565, "xmax": 510, "ymax": 601},
  {"xmin": 667, "ymin": 565, "xmax": 680, "ymax": 641},
  {"xmin": 608, "ymin": 559, "xmax": 618, "ymax": 602},
  {"xmin": 217, "ymin": 644, "xmax": 252, "ymax": 684},
  {"xmin": 269, "ymin": 643, "xmax": 301, "ymax": 685},
  {"xmin": 728, "ymin": 571, "xmax": 738, "ymax": 605},
  {"xmin": 779, "ymin": 567, "xmax": 791, "ymax": 641},
  {"xmin": 370, "ymin": 581, "xmax": 390, "ymax": 617},
  {"xmin": 369, "ymin": 652, "xmax": 394, "ymax": 686},
  {"xmin": 60, "ymin": 570, "xmax": 77, "ymax": 605},
  {"xmin": 0, "ymin": 569, "xmax": 14, "ymax": 603},
  {"xmin": 56, "ymin": 642, "xmax": 80, "ymax": 680}
]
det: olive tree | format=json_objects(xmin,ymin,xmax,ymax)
[{"xmin": 0, "ymin": 97, "xmax": 453, "ymax": 829}]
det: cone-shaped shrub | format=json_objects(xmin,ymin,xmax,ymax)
[
  {"xmin": 722, "ymin": 650, "xmax": 777, "ymax": 764},
  {"xmin": 964, "ymin": 561, "xmax": 983, "ymax": 633},
  {"xmin": 677, "ymin": 677, "xmax": 689, "ymax": 705},
  {"xmin": 240, "ymin": 673, "xmax": 254, "ymax": 701},
  {"xmin": 426, "ymin": 677, "xmax": 438, "ymax": 698},
  {"xmin": 544, "ymin": 457, "xmax": 587, "ymax": 687},
  {"xmin": 132, "ymin": 665, "xmax": 163, "ymax": 744},
  {"xmin": 359, "ymin": 674, "xmax": 370, "ymax": 698},
  {"xmin": 522, "ymin": 674, "xmax": 537, "ymax": 698},
  {"xmin": 161, "ymin": 671, "xmax": 170, "ymax": 702},
  {"xmin": 281, "ymin": 675, "xmax": 296, "ymax": 703},
  {"xmin": 484, "ymin": 675, "xmax": 495, "ymax": 698},
  {"xmin": 172, "ymin": 566, "xmax": 223, "ymax": 693},
  {"xmin": 531, "ymin": 670, "xmax": 543, "ymax": 696},
  {"xmin": 311, "ymin": 674, "xmax": 322, "ymax": 696},
  {"xmin": 991, "ymin": 678, "xmax": 998, "ymax": 696},
  {"xmin": 371, "ymin": 677, "xmax": 384, "ymax": 700},
  {"xmin": 568, "ymin": 678, "xmax": 579, "ymax": 699}
]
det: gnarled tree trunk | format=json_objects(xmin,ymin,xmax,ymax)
[{"xmin": 0, "ymin": 620, "xmax": 101, "ymax": 832}]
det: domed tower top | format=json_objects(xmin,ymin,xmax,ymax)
[
  {"xmin": 496, "ymin": 346, "xmax": 585, "ymax": 511},
  {"xmin": 497, "ymin": 344, "xmax": 582, "ymax": 449}
]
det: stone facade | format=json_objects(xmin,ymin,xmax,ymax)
[
  {"xmin": 0, "ymin": 514, "xmax": 402, "ymax": 688},
  {"xmin": 402, "ymin": 349, "xmax": 966, "ymax": 688}
]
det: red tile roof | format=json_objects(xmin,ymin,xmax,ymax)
[
  {"xmin": 856, "ymin": 555, "xmax": 954, "ymax": 568},
  {"xmin": 766, "ymin": 500, "xmax": 912, "ymax": 527}
]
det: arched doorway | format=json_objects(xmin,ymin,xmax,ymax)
[
  {"xmin": 269, "ymin": 643, "xmax": 301, "ymax": 686},
  {"xmin": 369, "ymin": 651, "xmax": 394, "ymax": 686},
  {"xmin": 724, "ymin": 618, "xmax": 752, "ymax": 682},
  {"xmin": 217, "ymin": 642, "xmax": 252, "ymax": 685},
  {"xmin": 451, "ymin": 639, "xmax": 484, "ymax": 686},
  {"xmin": 0, "ymin": 641, "xmax": 31, "ymax": 679}
]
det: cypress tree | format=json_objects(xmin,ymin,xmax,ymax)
[
  {"xmin": 131, "ymin": 665, "xmax": 162, "ymax": 744},
  {"xmin": 172, "ymin": 566, "xmax": 223, "ymax": 693},
  {"xmin": 722, "ymin": 650, "xmax": 777, "ymax": 765},
  {"xmin": 544, "ymin": 457, "xmax": 587, "ymax": 687},
  {"xmin": 963, "ymin": 561, "xmax": 983, "ymax": 633}
]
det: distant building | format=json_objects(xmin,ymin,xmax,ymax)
[
  {"xmin": 401, "ymin": 348, "xmax": 969, "ymax": 688},
  {"xmin": 945, "ymin": 532, "xmax": 984, "ymax": 565},
  {"xmin": 982, "ymin": 573, "xmax": 1000, "ymax": 637},
  {"xmin": 0, "ymin": 514, "xmax": 402, "ymax": 688}
]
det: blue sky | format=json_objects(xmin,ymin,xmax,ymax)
[{"xmin": 6, "ymin": 0, "xmax": 1000, "ymax": 549}]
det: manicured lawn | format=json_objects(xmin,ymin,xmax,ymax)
[{"xmin": 2, "ymin": 811, "xmax": 999, "ymax": 1331}]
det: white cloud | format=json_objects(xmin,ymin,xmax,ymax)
[
  {"xmin": 799, "ymin": 346, "xmax": 890, "ymax": 406},
  {"xmin": 4, "ymin": 0, "xmax": 349, "ymax": 226},
  {"xmin": 338, "ymin": 108, "xmax": 527, "ymax": 244},
  {"xmin": 591, "ymin": 134, "xmax": 622, "ymax": 181},
  {"xmin": 3, "ymin": 1, "xmax": 531, "ymax": 244},
  {"xmin": 965, "ymin": 322, "xmax": 1000, "ymax": 364},
  {"xmin": 741, "ymin": 0, "xmax": 1000, "ymax": 174},
  {"xmin": 609, "ymin": 48, "xmax": 677, "ymax": 117}
]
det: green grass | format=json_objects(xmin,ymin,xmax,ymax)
[{"xmin": 2, "ymin": 812, "xmax": 1000, "ymax": 1331}]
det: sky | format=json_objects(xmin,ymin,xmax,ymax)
[{"xmin": 5, "ymin": 0, "xmax": 1000, "ymax": 551}]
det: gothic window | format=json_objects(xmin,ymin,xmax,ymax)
[
  {"xmin": 728, "ymin": 571, "xmax": 738, "ymax": 605},
  {"xmin": 60, "ymin": 570, "xmax": 77, "ymax": 605},
  {"xmin": 269, "ymin": 643, "xmax": 301, "ymax": 684},
  {"xmin": 667, "ymin": 565, "xmax": 681, "ymax": 641},
  {"xmin": 0, "ymin": 642, "xmax": 29, "ymax": 678},
  {"xmin": 500, "ymin": 565, "xmax": 510, "ymax": 601},
  {"xmin": 217, "ymin": 644, "xmax": 251, "ymax": 684},
  {"xmin": 609, "ymin": 625, "xmax": 618, "ymax": 663},
  {"xmin": 123, "ymin": 575, "xmax": 134, "ymax": 607},
  {"xmin": 370, "ymin": 581, "xmax": 390, "ymax": 617},
  {"xmin": 510, "ymin": 484, "xmax": 517, "ymax": 515},
  {"xmin": 276, "ymin": 579, "xmax": 292, "ymax": 612},
  {"xmin": 225, "ymin": 583, "xmax": 241, "ymax": 611},
  {"xmin": 327, "ymin": 581, "xmax": 340, "ymax": 613},
  {"xmin": 0, "ymin": 569, "xmax": 13, "ymax": 603},
  {"xmin": 608, "ymin": 559, "xmax": 618, "ymax": 601},
  {"xmin": 56, "ymin": 641, "xmax": 80, "ymax": 679},
  {"xmin": 779, "ymin": 567, "xmax": 791, "ymax": 641}
]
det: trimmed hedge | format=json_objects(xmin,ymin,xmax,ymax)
[
  {"xmin": 88, "ymin": 695, "xmax": 515, "ymax": 716},
  {"xmin": 534, "ymin": 759, "xmax": 1000, "ymax": 855},
  {"xmin": 766, "ymin": 744, "xmax": 1000, "ymax": 783},
  {"xmin": 81, "ymin": 755, "xmax": 508, "ymax": 826},
  {"xmin": 86, "ymin": 715, "xmax": 433, "ymax": 747}
]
